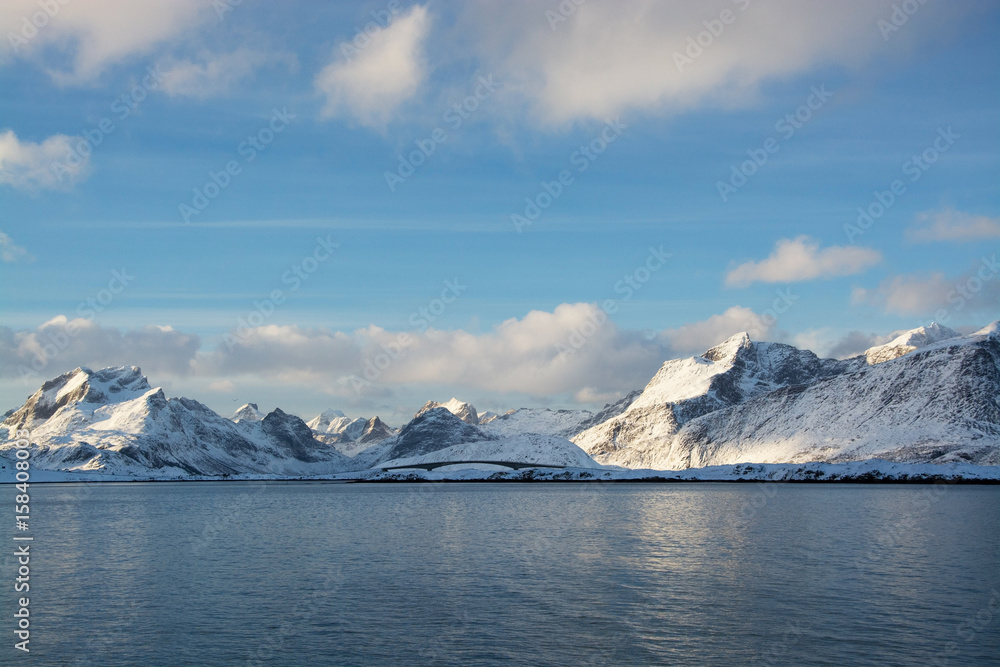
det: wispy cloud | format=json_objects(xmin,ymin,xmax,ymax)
[
  {"xmin": 0, "ymin": 230, "xmax": 33, "ymax": 263},
  {"xmin": 159, "ymin": 48, "xmax": 297, "ymax": 98},
  {"xmin": 907, "ymin": 209, "xmax": 1000, "ymax": 242},
  {"xmin": 726, "ymin": 236, "xmax": 882, "ymax": 288},
  {"xmin": 0, "ymin": 129, "xmax": 89, "ymax": 191},
  {"xmin": 315, "ymin": 4, "xmax": 431, "ymax": 127}
]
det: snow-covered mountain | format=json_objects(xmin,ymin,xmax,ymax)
[
  {"xmin": 864, "ymin": 322, "xmax": 961, "ymax": 365},
  {"xmin": 379, "ymin": 433, "xmax": 603, "ymax": 471},
  {"xmin": 571, "ymin": 332, "xmax": 853, "ymax": 467},
  {"xmin": 305, "ymin": 409, "xmax": 394, "ymax": 456},
  {"xmin": 663, "ymin": 325, "xmax": 1000, "ymax": 468},
  {"xmin": 360, "ymin": 407, "xmax": 599, "ymax": 471},
  {"xmin": 353, "ymin": 407, "xmax": 497, "ymax": 468},
  {"xmin": 416, "ymin": 397, "xmax": 480, "ymax": 424},
  {"xmin": 2, "ymin": 321, "xmax": 998, "ymax": 481},
  {"xmin": 0, "ymin": 367, "xmax": 349, "ymax": 477}
]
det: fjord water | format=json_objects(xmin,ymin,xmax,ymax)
[{"xmin": 6, "ymin": 483, "xmax": 999, "ymax": 665}]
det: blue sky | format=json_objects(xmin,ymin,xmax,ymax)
[{"xmin": 1, "ymin": 0, "xmax": 998, "ymax": 424}]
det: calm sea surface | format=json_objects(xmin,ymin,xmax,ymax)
[{"xmin": 3, "ymin": 482, "xmax": 999, "ymax": 666}]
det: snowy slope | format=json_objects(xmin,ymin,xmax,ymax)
[
  {"xmin": 481, "ymin": 407, "xmax": 594, "ymax": 438},
  {"xmin": 572, "ymin": 333, "xmax": 852, "ymax": 467},
  {"xmin": 864, "ymin": 322, "xmax": 961, "ymax": 365}
]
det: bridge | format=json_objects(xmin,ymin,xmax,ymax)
[{"xmin": 381, "ymin": 460, "xmax": 567, "ymax": 472}]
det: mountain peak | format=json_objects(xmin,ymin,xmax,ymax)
[
  {"xmin": 415, "ymin": 398, "xmax": 480, "ymax": 425},
  {"xmin": 231, "ymin": 403, "xmax": 264, "ymax": 422},
  {"xmin": 865, "ymin": 322, "xmax": 961, "ymax": 365},
  {"xmin": 702, "ymin": 331, "xmax": 753, "ymax": 362}
]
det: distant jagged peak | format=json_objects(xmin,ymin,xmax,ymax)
[
  {"xmin": 701, "ymin": 331, "xmax": 753, "ymax": 362},
  {"xmin": 231, "ymin": 403, "xmax": 264, "ymax": 423},
  {"xmin": 865, "ymin": 322, "xmax": 962, "ymax": 365},
  {"xmin": 415, "ymin": 397, "xmax": 480, "ymax": 425},
  {"xmin": 306, "ymin": 408, "xmax": 350, "ymax": 432}
]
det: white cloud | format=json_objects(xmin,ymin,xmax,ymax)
[
  {"xmin": 315, "ymin": 5, "xmax": 431, "ymax": 127},
  {"xmin": 656, "ymin": 305, "xmax": 780, "ymax": 354},
  {"xmin": 0, "ymin": 304, "xmax": 799, "ymax": 408},
  {"xmin": 726, "ymin": 236, "xmax": 882, "ymax": 287},
  {"xmin": 0, "ymin": 129, "xmax": 89, "ymax": 191},
  {"xmin": 0, "ymin": 231, "xmax": 33, "ymax": 263},
  {"xmin": 460, "ymin": 0, "xmax": 956, "ymax": 124},
  {"xmin": 0, "ymin": 317, "xmax": 200, "ymax": 382},
  {"xmin": 0, "ymin": 0, "xmax": 211, "ymax": 84},
  {"xmin": 159, "ymin": 49, "xmax": 297, "ymax": 98},
  {"xmin": 907, "ymin": 209, "xmax": 1000, "ymax": 242}
]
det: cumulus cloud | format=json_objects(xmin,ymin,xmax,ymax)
[
  {"xmin": 458, "ymin": 0, "xmax": 954, "ymax": 124},
  {"xmin": 907, "ymin": 209, "xmax": 1000, "ymax": 242},
  {"xmin": 725, "ymin": 236, "xmax": 882, "ymax": 287},
  {"xmin": 197, "ymin": 303, "xmax": 664, "ymax": 398},
  {"xmin": 1, "ymin": 304, "xmax": 794, "ymax": 407},
  {"xmin": 0, "ymin": 231, "xmax": 33, "ymax": 263},
  {"xmin": 315, "ymin": 5, "xmax": 431, "ymax": 127},
  {"xmin": 0, "ymin": 317, "xmax": 200, "ymax": 382},
  {"xmin": 159, "ymin": 49, "xmax": 297, "ymax": 98},
  {"xmin": 0, "ymin": 0, "xmax": 211, "ymax": 83},
  {"xmin": 0, "ymin": 129, "xmax": 89, "ymax": 191}
]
